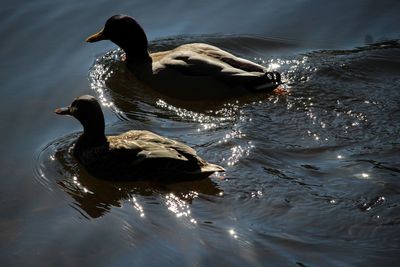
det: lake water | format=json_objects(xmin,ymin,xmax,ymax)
[{"xmin": 1, "ymin": 0, "xmax": 400, "ymax": 266}]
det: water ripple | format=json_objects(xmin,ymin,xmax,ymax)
[
  {"xmin": 82, "ymin": 36, "xmax": 400, "ymax": 258},
  {"xmin": 34, "ymin": 131, "xmax": 223, "ymax": 219}
]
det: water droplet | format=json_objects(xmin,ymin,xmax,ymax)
[{"xmin": 361, "ymin": 173, "xmax": 369, "ymax": 178}]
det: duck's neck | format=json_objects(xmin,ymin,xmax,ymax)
[
  {"xmin": 76, "ymin": 119, "xmax": 108, "ymax": 150},
  {"xmin": 83, "ymin": 127, "xmax": 107, "ymax": 146},
  {"xmin": 112, "ymin": 32, "xmax": 152, "ymax": 66},
  {"xmin": 124, "ymin": 48, "xmax": 152, "ymax": 65},
  {"xmin": 123, "ymin": 47, "xmax": 153, "ymax": 79}
]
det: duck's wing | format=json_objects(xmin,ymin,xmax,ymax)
[
  {"xmin": 114, "ymin": 130, "xmax": 197, "ymax": 159},
  {"xmin": 108, "ymin": 130, "xmax": 223, "ymax": 174},
  {"xmin": 107, "ymin": 133, "xmax": 184, "ymax": 164},
  {"xmin": 152, "ymin": 43, "xmax": 267, "ymax": 83},
  {"xmin": 184, "ymin": 43, "xmax": 266, "ymax": 72}
]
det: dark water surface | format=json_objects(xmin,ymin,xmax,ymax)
[{"xmin": 1, "ymin": 1, "xmax": 400, "ymax": 266}]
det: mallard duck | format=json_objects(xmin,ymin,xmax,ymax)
[
  {"xmin": 55, "ymin": 95, "xmax": 224, "ymax": 181},
  {"xmin": 86, "ymin": 15, "xmax": 282, "ymax": 100}
]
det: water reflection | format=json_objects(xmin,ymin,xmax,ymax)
[
  {"xmin": 31, "ymin": 37, "xmax": 400, "ymax": 266},
  {"xmin": 35, "ymin": 134, "xmax": 222, "ymax": 219}
]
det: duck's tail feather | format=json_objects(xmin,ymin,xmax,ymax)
[
  {"xmin": 200, "ymin": 163, "xmax": 225, "ymax": 174},
  {"xmin": 252, "ymin": 71, "xmax": 282, "ymax": 91}
]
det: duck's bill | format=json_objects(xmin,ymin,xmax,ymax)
[
  {"xmin": 54, "ymin": 107, "xmax": 70, "ymax": 115},
  {"xmin": 86, "ymin": 29, "xmax": 106, "ymax": 42}
]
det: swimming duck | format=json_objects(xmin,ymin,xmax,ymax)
[
  {"xmin": 86, "ymin": 15, "xmax": 282, "ymax": 100},
  {"xmin": 55, "ymin": 95, "xmax": 224, "ymax": 181}
]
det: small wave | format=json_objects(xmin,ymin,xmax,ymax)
[{"xmin": 33, "ymin": 133, "xmax": 80, "ymax": 193}]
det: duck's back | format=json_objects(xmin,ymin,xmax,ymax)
[
  {"xmin": 152, "ymin": 43, "xmax": 266, "ymax": 73},
  {"xmin": 133, "ymin": 43, "xmax": 276, "ymax": 99}
]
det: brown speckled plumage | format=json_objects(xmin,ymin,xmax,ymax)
[{"xmin": 55, "ymin": 95, "xmax": 224, "ymax": 181}]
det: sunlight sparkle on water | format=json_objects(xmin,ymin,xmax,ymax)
[
  {"xmin": 88, "ymin": 51, "xmax": 121, "ymax": 111},
  {"xmin": 165, "ymin": 192, "xmax": 198, "ymax": 224},
  {"xmin": 71, "ymin": 176, "xmax": 93, "ymax": 194},
  {"xmin": 356, "ymin": 172, "xmax": 371, "ymax": 179},
  {"xmin": 225, "ymin": 142, "xmax": 254, "ymax": 166},
  {"xmin": 268, "ymin": 62, "xmax": 281, "ymax": 71},
  {"xmin": 251, "ymin": 190, "xmax": 263, "ymax": 198},
  {"xmin": 156, "ymin": 99, "xmax": 235, "ymax": 127},
  {"xmin": 229, "ymin": 229, "xmax": 238, "ymax": 239},
  {"xmin": 128, "ymin": 197, "xmax": 145, "ymax": 217}
]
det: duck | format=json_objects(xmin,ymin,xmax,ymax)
[
  {"xmin": 86, "ymin": 15, "xmax": 282, "ymax": 100},
  {"xmin": 55, "ymin": 95, "xmax": 224, "ymax": 181}
]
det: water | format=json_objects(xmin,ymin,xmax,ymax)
[{"xmin": 1, "ymin": 1, "xmax": 400, "ymax": 266}]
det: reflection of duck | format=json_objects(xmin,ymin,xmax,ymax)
[
  {"xmin": 55, "ymin": 158, "xmax": 222, "ymax": 219},
  {"xmin": 86, "ymin": 15, "xmax": 282, "ymax": 100},
  {"xmin": 55, "ymin": 95, "xmax": 224, "ymax": 181}
]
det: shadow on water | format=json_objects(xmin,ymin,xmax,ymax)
[{"xmin": 34, "ymin": 133, "xmax": 222, "ymax": 219}]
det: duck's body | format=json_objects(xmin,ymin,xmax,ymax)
[
  {"xmin": 56, "ymin": 95, "xmax": 224, "ymax": 181},
  {"xmin": 131, "ymin": 43, "xmax": 279, "ymax": 99},
  {"xmin": 86, "ymin": 15, "xmax": 282, "ymax": 99},
  {"xmin": 75, "ymin": 130, "xmax": 223, "ymax": 180}
]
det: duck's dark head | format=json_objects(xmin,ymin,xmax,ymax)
[
  {"xmin": 86, "ymin": 15, "xmax": 150, "ymax": 63},
  {"xmin": 55, "ymin": 95, "xmax": 106, "ymax": 144}
]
